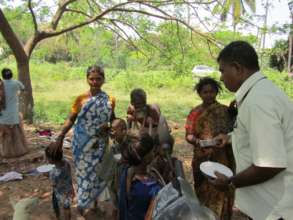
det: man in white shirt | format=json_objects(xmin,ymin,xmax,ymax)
[
  {"xmin": 0, "ymin": 68, "xmax": 27, "ymax": 158},
  {"xmin": 211, "ymin": 41, "xmax": 293, "ymax": 220}
]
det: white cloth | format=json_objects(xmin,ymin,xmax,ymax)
[
  {"xmin": 232, "ymin": 71, "xmax": 293, "ymax": 220},
  {"xmin": 0, "ymin": 79, "xmax": 24, "ymax": 124},
  {"xmin": 0, "ymin": 171, "xmax": 23, "ymax": 182}
]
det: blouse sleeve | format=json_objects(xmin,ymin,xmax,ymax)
[
  {"xmin": 109, "ymin": 95, "xmax": 116, "ymax": 111},
  {"xmin": 71, "ymin": 96, "xmax": 83, "ymax": 114},
  {"xmin": 185, "ymin": 109, "xmax": 201, "ymax": 135}
]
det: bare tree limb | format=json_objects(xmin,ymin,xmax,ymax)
[
  {"xmin": 104, "ymin": 18, "xmax": 165, "ymax": 54},
  {"xmin": 86, "ymin": 0, "xmax": 100, "ymax": 14},
  {"xmin": 112, "ymin": 6, "xmax": 220, "ymax": 46},
  {"xmin": 51, "ymin": 0, "xmax": 77, "ymax": 30},
  {"xmin": 90, "ymin": 0, "xmax": 103, "ymax": 12},
  {"xmin": 98, "ymin": 20, "xmax": 149, "ymax": 58},
  {"xmin": 43, "ymin": 1, "xmax": 135, "ymax": 38},
  {"xmin": 65, "ymin": 8, "xmax": 92, "ymax": 18},
  {"xmin": 28, "ymin": 0, "xmax": 38, "ymax": 32},
  {"xmin": 176, "ymin": 21, "xmax": 185, "ymax": 61}
]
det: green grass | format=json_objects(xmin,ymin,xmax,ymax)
[{"xmin": 1, "ymin": 61, "xmax": 293, "ymax": 125}]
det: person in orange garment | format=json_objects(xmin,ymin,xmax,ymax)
[
  {"xmin": 185, "ymin": 77, "xmax": 235, "ymax": 220},
  {"xmin": 50, "ymin": 65, "xmax": 116, "ymax": 218}
]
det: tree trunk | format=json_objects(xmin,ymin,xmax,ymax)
[{"xmin": 17, "ymin": 59, "xmax": 34, "ymax": 124}]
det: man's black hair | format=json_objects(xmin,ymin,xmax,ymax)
[
  {"xmin": 1, "ymin": 68, "xmax": 13, "ymax": 80},
  {"xmin": 217, "ymin": 41, "xmax": 260, "ymax": 71}
]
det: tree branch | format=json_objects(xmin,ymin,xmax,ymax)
[
  {"xmin": 105, "ymin": 18, "xmax": 164, "ymax": 54},
  {"xmin": 176, "ymin": 21, "xmax": 185, "ymax": 62},
  {"xmin": 86, "ymin": 0, "xmax": 102, "ymax": 14},
  {"xmin": 28, "ymin": 0, "xmax": 38, "ymax": 32},
  {"xmin": 112, "ymin": 6, "xmax": 220, "ymax": 46},
  {"xmin": 51, "ymin": 0, "xmax": 77, "ymax": 30},
  {"xmin": 42, "ymin": 1, "xmax": 133, "ymax": 38},
  {"xmin": 65, "ymin": 8, "xmax": 92, "ymax": 18},
  {"xmin": 98, "ymin": 20, "xmax": 148, "ymax": 59}
]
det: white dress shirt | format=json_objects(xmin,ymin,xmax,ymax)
[{"xmin": 232, "ymin": 71, "xmax": 293, "ymax": 220}]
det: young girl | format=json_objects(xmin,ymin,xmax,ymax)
[
  {"xmin": 119, "ymin": 133, "xmax": 162, "ymax": 220},
  {"xmin": 45, "ymin": 146, "xmax": 74, "ymax": 220}
]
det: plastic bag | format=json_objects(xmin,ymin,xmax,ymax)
[{"xmin": 152, "ymin": 177, "xmax": 216, "ymax": 220}]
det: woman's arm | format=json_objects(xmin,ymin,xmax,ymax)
[
  {"xmin": 49, "ymin": 112, "xmax": 77, "ymax": 154},
  {"xmin": 185, "ymin": 107, "xmax": 201, "ymax": 146},
  {"xmin": 56, "ymin": 113, "xmax": 77, "ymax": 141}
]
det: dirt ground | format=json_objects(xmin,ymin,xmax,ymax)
[{"xmin": 0, "ymin": 123, "xmax": 245, "ymax": 220}]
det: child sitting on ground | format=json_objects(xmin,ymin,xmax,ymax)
[{"xmin": 45, "ymin": 145, "xmax": 74, "ymax": 220}]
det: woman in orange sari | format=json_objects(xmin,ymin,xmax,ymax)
[{"xmin": 185, "ymin": 77, "xmax": 235, "ymax": 220}]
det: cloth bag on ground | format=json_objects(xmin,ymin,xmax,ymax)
[{"xmin": 152, "ymin": 177, "xmax": 216, "ymax": 220}]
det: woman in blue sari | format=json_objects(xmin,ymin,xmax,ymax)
[{"xmin": 51, "ymin": 65, "xmax": 115, "ymax": 217}]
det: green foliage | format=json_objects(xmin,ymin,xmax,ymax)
[
  {"xmin": 213, "ymin": 0, "xmax": 256, "ymax": 25},
  {"xmin": 30, "ymin": 64, "xmax": 293, "ymax": 124},
  {"xmin": 264, "ymin": 69, "xmax": 293, "ymax": 99},
  {"xmin": 0, "ymin": 5, "xmax": 34, "ymax": 58},
  {"xmin": 1, "ymin": 61, "xmax": 292, "ymax": 125},
  {"xmin": 268, "ymin": 39, "xmax": 288, "ymax": 72},
  {"xmin": 2, "ymin": 4, "xmax": 262, "ymax": 74},
  {"xmin": 2, "ymin": 5, "xmax": 34, "ymax": 43},
  {"xmin": 213, "ymin": 30, "xmax": 257, "ymax": 45}
]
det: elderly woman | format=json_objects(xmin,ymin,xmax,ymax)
[
  {"xmin": 51, "ymin": 65, "xmax": 115, "ymax": 217},
  {"xmin": 127, "ymin": 88, "xmax": 160, "ymax": 138},
  {"xmin": 185, "ymin": 77, "xmax": 235, "ymax": 220},
  {"xmin": 0, "ymin": 68, "xmax": 28, "ymax": 158}
]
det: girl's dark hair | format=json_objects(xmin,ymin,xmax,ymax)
[
  {"xmin": 194, "ymin": 77, "xmax": 222, "ymax": 94},
  {"xmin": 86, "ymin": 65, "xmax": 105, "ymax": 78},
  {"xmin": 45, "ymin": 145, "xmax": 63, "ymax": 162},
  {"xmin": 1, "ymin": 68, "xmax": 13, "ymax": 80},
  {"xmin": 124, "ymin": 133, "xmax": 154, "ymax": 166},
  {"xmin": 130, "ymin": 88, "xmax": 147, "ymax": 104}
]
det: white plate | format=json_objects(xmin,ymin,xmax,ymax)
[
  {"xmin": 36, "ymin": 164, "xmax": 55, "ymax": 173},
  {"xmin": 113, "ymin": 153, "xmax": 122, "ymax": 161},
  {"xmin": 200, "ymin": 161, "xmax": 233, "ymax": 178}
]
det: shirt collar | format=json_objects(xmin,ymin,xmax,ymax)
[{"xmin": 235, "ymin": 71, "xmax": 264, "ymax": 105}]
